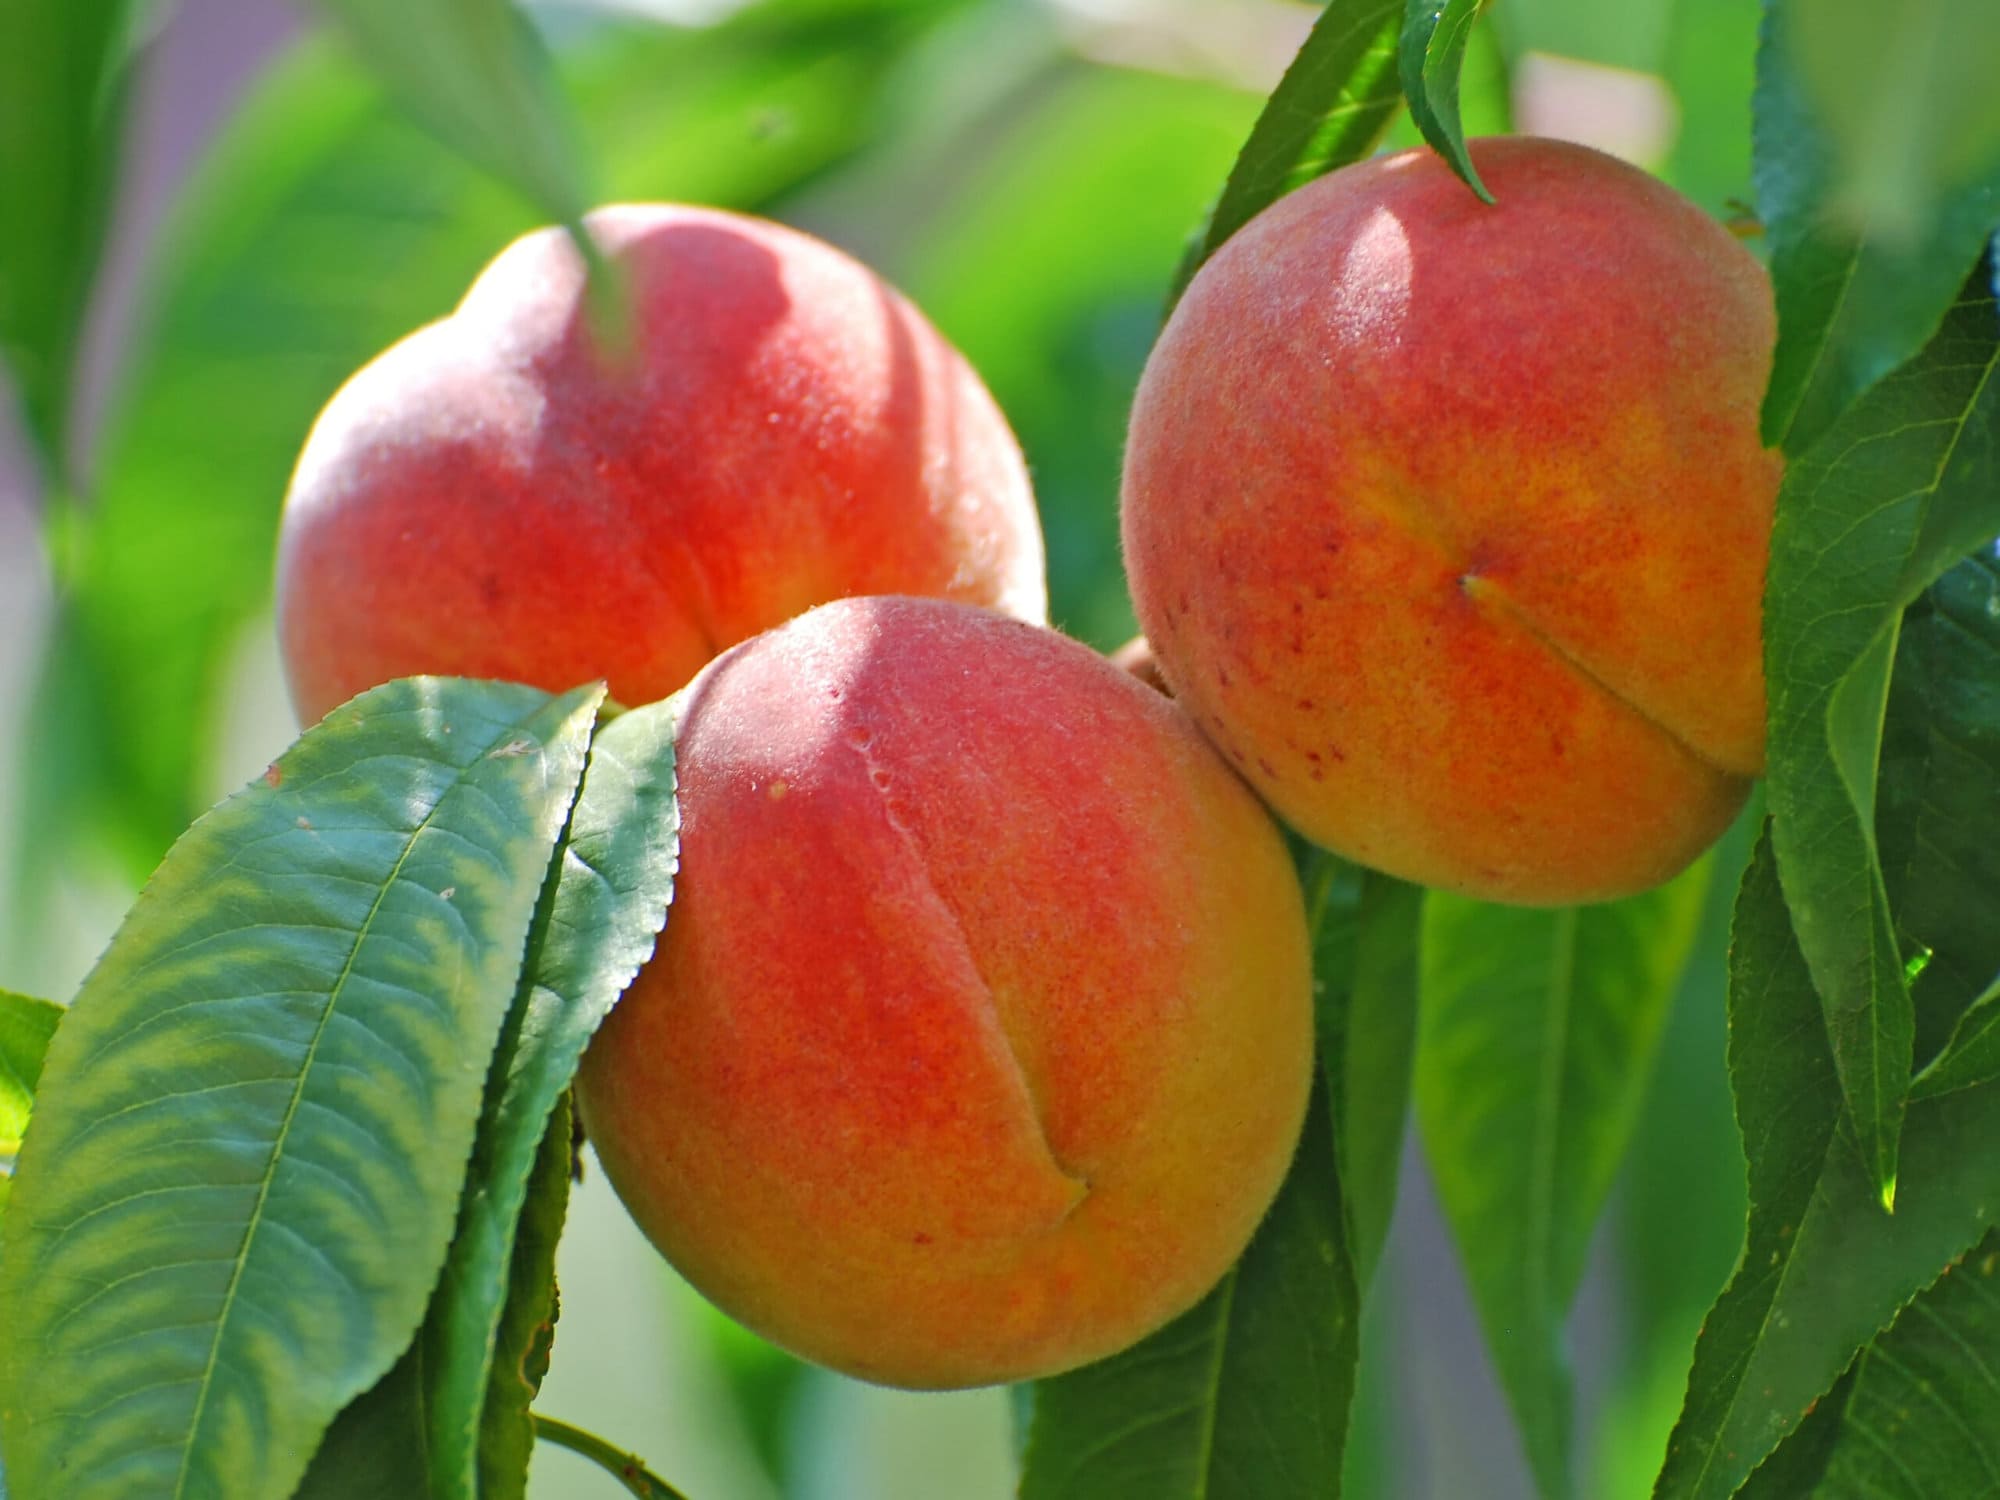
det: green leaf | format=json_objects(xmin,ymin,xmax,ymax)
[
  {"xmin": 1731, "ymin": 1360, "xmax": 1857, "ymax": 1500},
  {"xmin": 289, "ymin": 1342, "xmax": 428, "ymax": 1500},
  {"xmin": 1761, "ymin": 263, "xmax": 2000, "ymax": 1205},
  {"xmin": 48, "ymin": 0, "xmax": 956, "ymax": 878},
  {"xmin": 297, "ymin": 694, "xmax": 676, "ymax": 1496},
  {"xmin": 1416, "ymin": 868, "xmax": 1710, "ymax": 1499},
  {"xmin": 1660, "ymin": 0, "xmax": 1760, "ymax": 216},
  {"xmin": 1653, "ymin": 827, "xmax": 2000, "ymax": 1500},
  {"xmin": 1398, "ymin": 0, "xmax": 1493, "ymax": 204},
  {"xmin": 418, "ymin": 696, "xmax": 680, "ymax": 1498},
  {"xmin": 0, "ymin": 677, "xmax": 602, "ymax": 1500},
  {"xmin": 475, "ymin": 1094, "xmax": 573, "ymax": 1500},
  {"xmin": 1167, "ymin": 0, "xmax": 1403, "ymax": 306},
  {"xmin": 1789, "ymin": 0, "xmax": 2000, "ymax": 260},
  {"xmin": 1298, "ymin": 854, "xmax": 1421, "ymax": 1289},
  {"xmin": 1812, "ymin": 1227, "xmax": 2000, "ymax": 1497},
  {"xmin": 1753, "ymin": 0, "xmax": 2000, "ymax": 453},
  {"xmin": 1918, "ymin": 978, "xmax": 2000, "ymax": 1104},
  {"xmin": 0, "ymin": 990, "xmax": 64, "ymax": 1218},
  {"xmin": 1875, "ymin": 551, "xmax": 2000, "ymax": 1088},
  {"xmin": 0, "ymin": 0, "xmax": 137, "ymax": 472},
  {"xmin": 313, "ymin": 0, "xmax": 593, "ymax": 235},
  {"xmin": 1594, "ymin": 813, "xmax": 1755, "ymax": 1500},
  {"xmin": 1017, "ymin": 1070, "xmax": 1357, "ymax": 1500}
]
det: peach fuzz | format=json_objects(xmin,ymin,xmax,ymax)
[
  {"xmin": 276, "ymin": 204, "xmax": 1044, "ymax": 726},
  {"xmin": 575, "ymin": 597, "xmax": 1314, "ymax": 1389},
  {"xmin": 1122, "ymin": 137, "xmax": 1782, "ymax": 906}
]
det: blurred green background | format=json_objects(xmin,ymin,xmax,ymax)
[{"xmin": 0, "ymin": 0, "xmax": 1762, "ymax": 1494}]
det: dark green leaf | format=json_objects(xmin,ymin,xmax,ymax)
[
  {"xmin": 1167, "ymin": 0, "xmax": 1402, "ymax": 306},
  {"xmin": 1398, "ymin": 0, "xmax": 1492, "ymax": 204},
  {"xmin": 1334, "ymin": 875, "xmax": 1420, "ymax": 1291},
  {"xmin": 1417, "ymin": 866, "xmax": 1710, "ymax": 1499},
  {"xmin": 0, "ymin": 678, "xmax": 601, "ymax": 1500},
  {"xmin": 314, "ymin": 0, "xmax": 594, "ymax": 235},
  {"xmin": 1654, "ymin": 828, "xmax": 2000, "ymax": 1500},
  {"xmin": 1880, "ymin": 552, "xmax": 2000, "ymax": 1081},
  {"xmin": 290, "ymin": 1345, "xmax": 429, "ymax": 1500},
  {"xmin": 0, "ymin": 989, "xmax": 63, "ymax": 1219},
  {"xmin": 50, "ymin": 0, "xmax": 957, "ymax": 878},
  {"xmin": 1732, "ymin": 1360, "xmax": 1857, "ymax": 1500},
  {"xmin": 1753, "ymin": 0, "xmax": 2000, "ymax": 452},
  {"xmin": 1018, "ymin": 1071, "xmax": 1356, "ymax": 1500},
  {"xmin": 1813, "ymin": 1228, "xmax": 2000, "ymax": 1497},
  {"xmin": 0, "ymin": 0, "xmax": 136, "ymax": 473},
  {"xmin": 1761, "ymin": 264, "xmax": 2000, "ymax": 1204},
  {"xmin": 1917, "ymin": 978, "xmax": 2000, "ymax": 1103},
  {"xmin": 1300, "ymin": 856, "xmax": 1420, "ymax": 1289},
  {"xmin": 476, "ymin": 1094, "xmax": 574, "ymax": 1500}
]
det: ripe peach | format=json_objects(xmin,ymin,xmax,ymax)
[
  {"xmin": 276, "ymin": 205, "xmax": 1044, "ymax": 725},
  {"xmin": 1122, "ymin": 137, "xmax": 1781, "ymax": 905},
  {"xmin": 575, "ymin": 596, "xmax": 1313, "ymax": 1389}
]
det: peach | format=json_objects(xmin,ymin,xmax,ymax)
[
  {"xmin": 276, "ymin": 205, "xmax": 1044, "ymax": 725},
  {"xmin": 575, "ymin": 596, "xmax": 1313, "ymax": 1389},
  {"xmin": 1122, "ymin": 137, "xmax": 1781, "ymax": 905}
]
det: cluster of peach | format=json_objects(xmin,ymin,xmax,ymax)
[{"xmin": 275, "ymin": 138, "xmax": 1779, "ymax": 1389}]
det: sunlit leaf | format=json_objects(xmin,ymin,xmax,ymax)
[
  {"xmin": 290, "ymin": 694, "xmax": 675, "ymax": 1496},
  {"xmin": 1168, "ymin": 0, "xmax": 1403, "ymax": 306},
  {"xmin": 0, "ymin": 678, "xmax": 601, "ymax": 1500},
  {"xmin": 1754, "ymin": 0, "xmax": 2000, "ymax": 452},
  {"xmin": 1654, "ymin": 828, "xmax": 2000, "ymax": 1500},
  {"xmin": 1417, "ymin": 866, "xmax": 1710, "ymax": 1499},
  {"xmin": 1761, "ymin": 264, "xmax": 2000, "ymax": 1204},
  {"xmin": 0, "ymin": 0, "xmax": 137, "ymax": 474},
  {"xmin": 1398, "ymin": 0, "xmax": 1492, "ymax": 203}
]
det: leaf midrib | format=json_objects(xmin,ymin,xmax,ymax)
[
  {"xmin": 168, "ymin": 740, "xmax": 501, "ymax": 1499},
  {"xmin": 1190, "ymin": 1266, "xmax": 1239, "ymax": 1499}
]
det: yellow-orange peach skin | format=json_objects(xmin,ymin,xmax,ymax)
[
  {"xmin": 1122, "ymin": 137, "xmax": 1783, "ymax": 905},
  {"xmin": 576, "ymin": 597, "xmax": 1314, "ymax": 1389},
  {"xmin": 277, "ymin": 204, "xmax": 1044, "ymax": 725}
]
